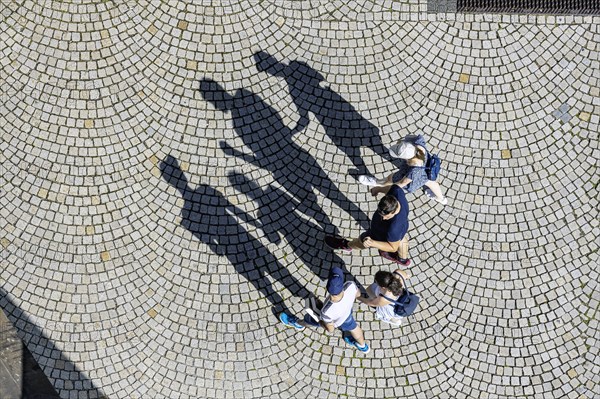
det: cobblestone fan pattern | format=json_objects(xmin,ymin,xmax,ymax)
[{"xmin": 0, "ymin": 1, "xmax": 598, "ymax": 399}]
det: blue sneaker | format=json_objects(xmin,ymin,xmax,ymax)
[
  {"xmin": 343, "ymin": 336, "xmax": 371, "ymax": 354},
  {"xmin": 279, "ymin": 313, "xmax": 305, "ymax": 331}
]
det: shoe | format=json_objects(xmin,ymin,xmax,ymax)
[
  {"xmin": 424, "ymin": 187, "xmax": 448, "ymax": 205},
  {"xmin": 434, "ymin": 196, "xmax": 448, "ymax": 205},
  {"xmin": 343, "ymin": 336, "xmax": 371, "ymax": 354},
  {"xmin": 279, "ymin": 313, "xmax": 305, "ymax": 331},
  {"xmin": 358, "ymin": 175, "xmax": 378, "ymax": 186},
  {"xmin": 379, "ymin": 250, "xmax": 411, "ymax": 267},
  {"xmin": 325, "ymin": 236, "xmax": 352, "ymax": 252}
]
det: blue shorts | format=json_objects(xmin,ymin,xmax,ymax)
[{"xmin": 338, "ymin": 314, "xmax": 358, "ymax": 332}]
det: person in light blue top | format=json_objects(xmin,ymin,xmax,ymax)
[{"xmin": 359, "ymin": 134, "xmax": 448, "ymax": 205}]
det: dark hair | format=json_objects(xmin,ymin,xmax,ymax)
[
  {"xmin": 377, "ymin": 195, "xmax": 398, "ymax": 216},
  {"xmin": 375, "ymin": 271, "xmax": 404, "ymax": 296}
]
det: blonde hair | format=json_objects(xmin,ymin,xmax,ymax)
[{"xmin": 407, "ymin": 147, "xmax": 426, "ymax": 166}]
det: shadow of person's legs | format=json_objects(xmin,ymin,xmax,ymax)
[{"xmin": 160, "ymin": 156, "xmax": 310, "ymax": 316}]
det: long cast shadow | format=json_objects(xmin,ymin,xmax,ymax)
[
  {"xmin": 254, "ymin": 51, "xmax": 403, "ymax": 176},
  {"xmin": 160, "ymin": 155, "xmax": 310, "ymax": 316},
  {"xmin": 199, "ymin": 78, "xmax": 370, "ymax": 231},
  {"xmin": 0, "ymin": 286, "xmax": 103, "ymax": 399},
  {"xmin": 228, "ymin": 171, "xmax": 365, "ymax": 292}
]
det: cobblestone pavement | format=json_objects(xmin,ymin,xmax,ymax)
[{"xmin": 1, "ymin": 1, "xmax": 599, "ymax": 399}]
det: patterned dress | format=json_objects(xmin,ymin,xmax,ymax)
[{"xmin": 391, "ymin": 134, "xmax": 429, "ymax": 193}]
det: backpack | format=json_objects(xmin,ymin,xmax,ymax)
[
  {"xmin": 416, "ymin": 152, "xmax": 442, "ymax": 181},
  {"xmin": 380, "ymin": 272, "xmax": 420, "ymax": 317}
]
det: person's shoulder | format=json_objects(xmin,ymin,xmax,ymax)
[
  {"xmin": 344, "ymin": 281, "xmax": 357, "ymax": 291},
  {"xmin": 321, "ymin": 298, "xmax": 334, "ymax": 314},
  {"xmin": 389, "ymin": 184, "xmax": 407, "ymax": 200}
]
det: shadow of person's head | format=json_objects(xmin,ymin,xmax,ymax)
[
  {"xmin": 160, "ymin": 155, "xmax": 190, "ymax": 197},
  {"xmin": 254, "ymin": 51, "xmax": 325, "ymax": 84},
  {"xmin": 288, "ymin": 60, "xmax": 324, "ymax": 84},
  {"xmin": 254, "ymin": 51, "xmax": 287, "ymax": 77},
  {"xmin": 228, "ymin": 171, "xmax": 282, "ymax": 244},
  {"xmin": 199, "ymin": 78, "xmax": 234, "ymax": 111}
]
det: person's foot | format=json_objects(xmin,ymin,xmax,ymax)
[
  {"xmin": 324, "ymin": 236, "xmax": 352, "ymax": 252},
  {"xmin": 343, "ymin": 336, "xmax": 371, "ymax": 354},
  {"xmin": 424, "ymin": 187, "xmax": 448, "ymax": 205},
  {"xmin": 379, "ymin": 250, "xmax": 411, "ymax": 267},
  {"xmin": 358, "ymin": 175, "xmax": 378, "ymax": 186},
  {"xmin": 279, "ymin": 313, "xmax": 305, "ymax": 331},
  {"xmin": 433, "ymin": 196, "xmax": 448, "ymax": 205}
]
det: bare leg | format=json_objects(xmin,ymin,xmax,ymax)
[
  {"xmin": 424, "ymin": 180, "xmax": 445, "ymax": 200},
  {"xmin": 349, "ymin": 326, "xmax": 366, "ymax": 346},
  {"xmin": 374, "ymin": 173, "xmax": 394, "ymax": 187},
  {"xmin": 366, "ymin": 283, "xmax": 377, "ymax": 298},
  {"xmin": 396, "ymin": 236, "xmax": 409, "ymax": 260}
]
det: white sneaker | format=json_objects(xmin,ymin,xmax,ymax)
[
  {"xmin": 434, "ymin": 196, "xmax": 448, "ymax": 205},
  {"xmin": 424, "ymin": 187, "xmax": 448, "ymax": 205},
  {"xmin": 358, "ymin": 175, "xmax": 378, "ymax": 186}
]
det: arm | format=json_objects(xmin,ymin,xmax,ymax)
[
  {"xmin": 291, "ymin": 100, "xmax": 310, "ymax": 134},
  {"xmin": 322, "ymin": 322, "xmax": 336, "ymax": 333},
  {"xmin": 394, "ymin": 177, "xmax": 412, "ymax": 188},
  {"xmin": 219, "ymin": 141, "xmax": 260, "ymax": 166},
  {"xmin": 362, "ymin": 237, "xmax": 401, "ymax": 253},
  {"xmin": 394, "ymin": 268, "xmax": 410, "ymax": 279},
  {"xmin": 358, "ymin": 295, "xmax": 392, "ymax": 307}
]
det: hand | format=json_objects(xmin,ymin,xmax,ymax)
[
  {"xmin": 362, "ymin": 237, "xmax": 374, "ymax": 248},
  {"xmin": 219, "ymin": 140, "xmax": 235, "ymax": 155}
]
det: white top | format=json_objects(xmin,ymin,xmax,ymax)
[
  {"xmin": 373, "ymin": 284, "xmax": 401, "ymax": 322},
  {"xmin": 320, "ymin": 282, "xmax": 358, "ymax": 327}
]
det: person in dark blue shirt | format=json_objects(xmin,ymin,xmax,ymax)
[{"xmin": 325, "ymin": 185, "xmax": 411, "ymax": 266}]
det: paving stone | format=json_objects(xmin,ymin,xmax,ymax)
[{"xmin": 0, "ymin": 2, "xmax": 598, "ymax": 399}]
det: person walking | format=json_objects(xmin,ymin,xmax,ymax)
[
  {"xmin": 358, "ymin": 269, "xmax": 410, "ymax": 326},
  {"xmin": 279, "ymin": 266, "xmax": 371, "ymax": 354},
  {"xmin": 324, "ymin": 184, "xmax": 411, "ymax": 266},
  {"xmin": 358, "ymin": 134, "xmax": 448, "ymax": 205}
]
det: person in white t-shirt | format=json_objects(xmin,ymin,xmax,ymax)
[{"xmin": 279, "ymin": 267, "xmax": 370, "ymax": 354}]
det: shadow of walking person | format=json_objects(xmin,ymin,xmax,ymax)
[
  {"xmin": 199, "ymin": 78, "xmax": 369, "ymax": 231},
  {"xmin": 160, "ymin": 155, "xmax": 310, "ymax": 316},
  {"xmin": 228, "ymin": 171, "xmax": 366, "ymax": 293},
  {"xmin": 253, "ymin": 50, "xmax": 401, "ymax": 176}
]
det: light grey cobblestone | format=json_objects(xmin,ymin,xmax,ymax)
[{"xmin": 0, "ymin": 1, "xmax": 598, "ymax": 399}]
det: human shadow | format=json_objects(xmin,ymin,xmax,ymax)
[
  {"xmin": 199, "ymin": 78, "xmax": 369, "ymax": 232},
  {"xmin": 160, "ymin": 155, "xmax": 310, "ymax": 316},
  {"xmin": 0, "ymin": 286, "xmax": 102, "ymax": 399},
  {"xmin": 253, "ymin": 50, "xmax": 403, "ymax": 176},
  {"xmin": 228, "ymin": 171, "xmax": 365, "ymax": 293}
]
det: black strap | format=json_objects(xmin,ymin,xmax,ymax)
[{"xmin": 380, "ymin": 292, "xmax": 403, "ymax": 305}]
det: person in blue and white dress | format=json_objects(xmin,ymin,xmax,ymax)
[{"xmin": 359, "ymin": 134, "xmax": 448, "ymax": 205}]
